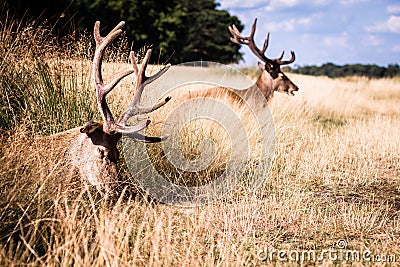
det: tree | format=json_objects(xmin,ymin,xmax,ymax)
[
  {"xmin": 6, "ymin": 0, "xmax": 244, "ymax": 64},
  {"xmin": 5, "ymin": 0, "xmax": 76, "ymax": 36},
  {"xmin": 386, "ymin": 64, "xmax": 400, "ymax": 78},
  {"xmin": 73, "ymin": 0, "xmax": 243, "ymax": 64},
  {"xmin": 175, "ymin": 0, "xmax": 243, "ymax": 63},
  {"xmin": 288, "ymin": 63, "xmax": 400, "ymax": 78}
]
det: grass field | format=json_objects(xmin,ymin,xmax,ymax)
[{"xmin": 1, "ymin": 18, "xmax": 400, "ymax": 266}]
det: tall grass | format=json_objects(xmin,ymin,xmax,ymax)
[
  {"xmin": 0, "ymin": 12, "xmax": 131, "ymax": 135},
  {"xmin": 1, "ymin": 14, "xmax": 400, "ymax": 266}
]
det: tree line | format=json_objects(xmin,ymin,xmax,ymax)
[
  {"xmin": 5, "ymin": 1, "xmax": 400, "ymax": 77},
  {"xmin": 286, "ymin": 63, "xmax": 400, "ymax": 78},
  {"xmin": 5, "ymin": 0, "xmax": 244, "ymax": 64}
]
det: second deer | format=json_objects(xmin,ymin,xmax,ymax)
[
  {"xmin": 173, "ymin": 18, "xmax": 299, "ymax": 105},
  {"xmin": 229, "ymin": 18, "xmax": 299, "ymax": 101}
]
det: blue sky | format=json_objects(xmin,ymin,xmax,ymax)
[{"xmin": 217, "ymin": 0, "xmax": 400, "ymax": 67}]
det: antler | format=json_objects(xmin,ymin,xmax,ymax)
[
  {"xmin": 117, "ymin": 50, "xmax": 171, "ymax": 125},
  {"xmin": 93, "ymin": 21, "xmax": 171, "ymax": 138},
  {"xmin": 229, "ymin": 18, "xmax": 295, "ymax": 66}
]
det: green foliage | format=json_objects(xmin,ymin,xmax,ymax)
[
  {"xmin": 7, "ymin": 0, "xmax": 244, "ymax": 64},
  {"xmin": 0, "ymin": 59, "xmax": 95, "ymax": 136},
  {"xmin": 177, "ymin": 0, "xmax": 243, "ymax": 63},
  {"xmin": 287, "ymin": 63, "xmax": 400, "ymax": 78},
  {"xmin": 0, "ymin": 16, "xmax": 95, "ymax": 135}
]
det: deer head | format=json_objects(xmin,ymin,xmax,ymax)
[
  {"xmin": 229, "ymin": 18, "xmax": 299, "ymax": 100},
  {"xmin": 71, "ymin": 21, "xmax": 171, "ymax": 193}
]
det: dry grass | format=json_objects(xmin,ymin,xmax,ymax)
[
  {"xmin": 1, "ymin": 16, "xmax": 400, "ymax": 266},
  {"xmin": 2, "ymin": 70, "xmax": 399, "ymax": 265}
]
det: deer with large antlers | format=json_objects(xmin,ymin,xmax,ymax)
[
  {"xmin": 176, "ymin": 18, "xmax": 298, "ymax": 104},
  {"xmin": 229, "ymin": 18, "xmax": 299, "ymax": 100},
  {"xmin": 70, "ymin": 21, "xmax": 171, "ymax": 192},
  {"xmin": 33, "ymin": 21, "xmax": 171, "ymax": 193}
]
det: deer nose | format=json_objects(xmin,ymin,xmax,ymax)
[{"xmin": 289, "ymin": 85, "xmax": 299, "ymax": 96}]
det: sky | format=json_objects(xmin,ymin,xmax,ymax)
[{"xmin": 217, "ymin": 0, "xmax": 400, "ymax": 67}]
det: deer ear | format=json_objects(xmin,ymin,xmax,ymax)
[
  {"xmin": 80, "ymin": 121, "xmax": 102, "ymax": 134},
  {"xmin": 258, "ymin": 62, "xmax": 265, "ymax": 70}
]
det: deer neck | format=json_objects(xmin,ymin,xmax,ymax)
[{"xmin": 244, "ymin": 73, "xmax": 274, "ymax": 102}]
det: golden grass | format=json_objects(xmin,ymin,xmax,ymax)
[{"xmin": 1, "ymin": 66, "xmax": 400, "ymax": 265}]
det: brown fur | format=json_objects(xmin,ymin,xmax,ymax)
[
  {"xmin": 28, "ymin": 125, "xmax": 121, "ymax": 193},
  {"xmin": 174, "ymin": 65, "xmax": 298, "ymax": 109}
]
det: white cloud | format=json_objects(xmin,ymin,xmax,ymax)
[
  {"xmin": 339, "ymin": 0, "xmax": 368, "ymax": 5},
  {"xmin": 385, "ymin": 16, "xmax": 400, "ymax": 32},
  {"xmin": 262, "ymin": 16, "xmax": 313, "ymax": 32},
  {"xmin": 313, "ymin": 0, "xmax": 332, "ymax": 5},
  {"xmin": 265, "ymin": 0, "xmax": 367, "ymax": 10},
  {"xmin": 264, "ymin": 19, "xmax": 295, "ymax": 32},
  {"xmin": 364, "ymin": 35, "xmax": 382, "ymax": 46},
  {"xmin": 323, "ymin": 32, "xmax": 349, "ymax": 47},
  {"xmin": 263, "ymin": 0, "xmax": 336, "ymax": 11},
  {"xmin": 387, "ymin": 5, "xmax": 400, "ymax": 14},
  {"xmin": 217, "ymin": 0, "xmax": 269, "ymax": 9},
  {"xmin": 298, "ymin": 17, "xmax": 312, "ymax": 25},
  {"xmin": 219, "ymin": 0, "xmax": 368, "ymax": 11},
  {"xmin": 265, "ymin": 0, "xmax": 300, "ymax": 11},
  {"xmin": 366, "ymin": 16, "xmax": 400, "ymax": 33},
  {"xmin": 392, "ymin": 45, "xmax": 400, "ymax": 52}
]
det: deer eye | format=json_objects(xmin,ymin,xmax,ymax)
[{"xmin": 267, "ymin": 69, "xmax": 281, "ymax": 79}]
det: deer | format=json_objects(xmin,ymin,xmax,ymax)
[
  {"xmin": 19, "ymin": 21, "xmax": 171, "ymax": 194},
  {"xmin": 68, "ymin": 21, "xmax": 173, "ymax": 193},
  {"xmin": 229, "ymin": 18, "xmax": 298, "ymax": 101},
  {"xmin": 171, "ymin": 18, "xmax": 298, "ymax": 106}
]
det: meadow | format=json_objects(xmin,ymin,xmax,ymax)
[{"xmin": 1, "ymin": 17, "xmax": 400, "ymax": 266}]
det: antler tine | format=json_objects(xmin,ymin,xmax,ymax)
[
  {"xmin": 275, "ymin": 50, "xmax": 296, "ymax": 65},
  {"xmin": 93, "ymin": 21, "xmax": 129, "ymax": 90},
  {"xmin": 229, "ymin": 18, "xmax": 273, "ymax": 64},
  {"xmin": 129, "ymin": 51, "xmax": 140, "ymax": 78},
  {"xmin": 277, "ymin": 51, "xmax": 285, "ymax": 61},
  {"xmin": 123, "ymin": 132, "xmax": 169, "ymax": 143},
  {"xmin": 261, "ymin": 32, "xmax": 270, "ymax": 54},
  {"xmin": 131, "ymin": 49, "xmax": 152, "ymax": 106},
  {"xmin": 93, "ymin": 21, "xmax": 135, "ymax": 132},
  {"xmin": 229, "ymin": 18, "xmax": 297, "ymax": 66},
  {"xmin": 94, "ymin": 21, "xmax": 125, "ymax": 45},
  {"xmin": 91, "ymin": 21, "xmax": 171, "ymax": 139},
  {"xmin": 249, "ymin": 17, "xmax": 257, "ymax": 39},
  {"xmin": 229, "ymin": 24, "xmax": 248, "ymax": 44},
  {"xmin": 117, "ymin": 50, "xmax": 171, "ymax": 126}
]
